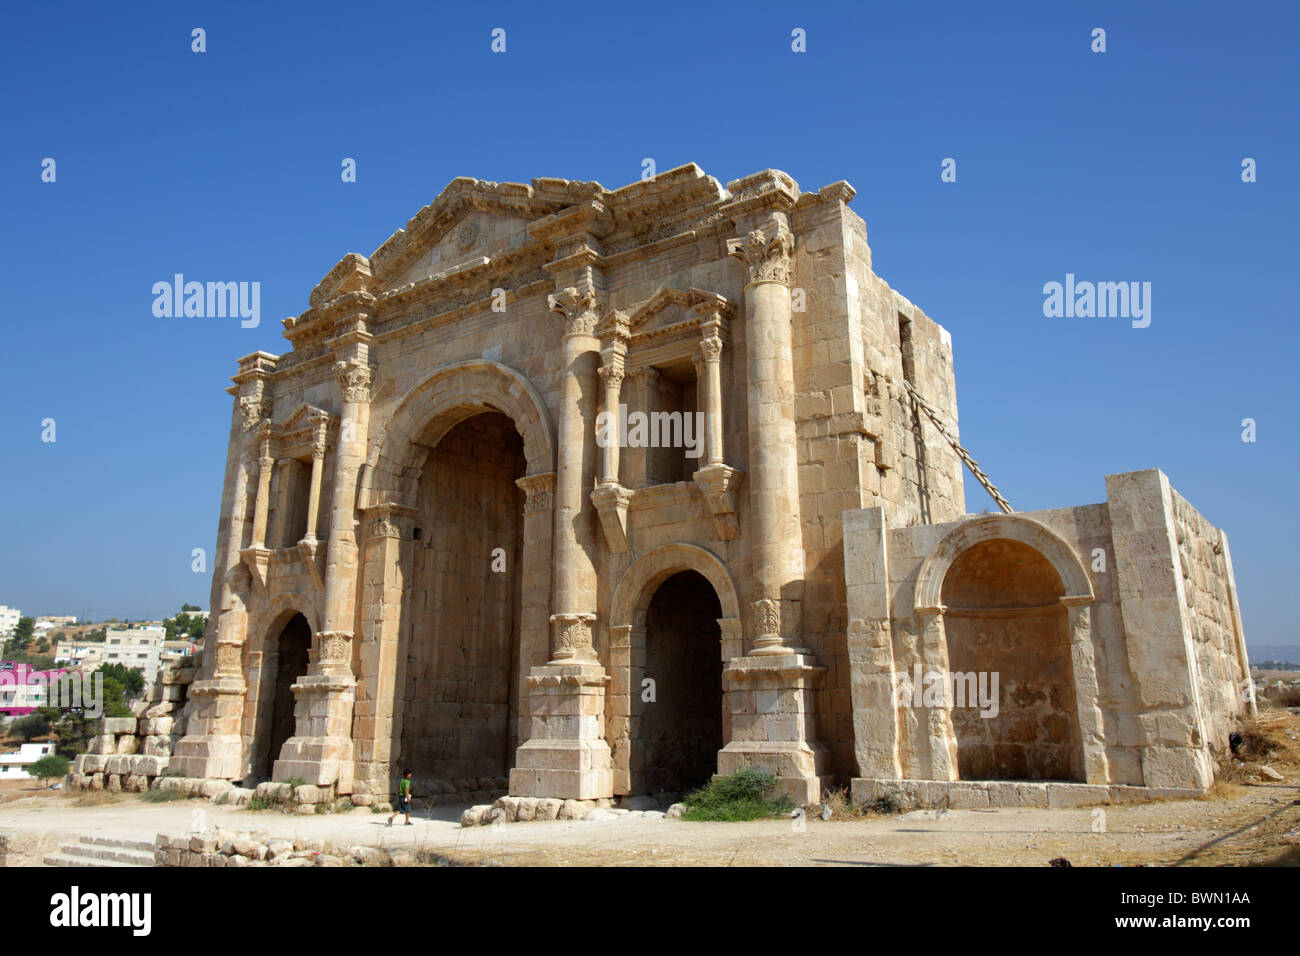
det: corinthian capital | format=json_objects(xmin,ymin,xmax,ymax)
[
  {"xmin": 548, "ymin": 284, "xmax": 605, "ymax": 337},
  {"xmin": 727, "ymin": 217, "xmax": 794, "ymax": 285},
  {"xmin": 334, "ymin": 359, "xmax": 373, "ymax": 404}
]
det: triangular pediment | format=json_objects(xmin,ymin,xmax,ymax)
[{"xmin": 628, "ymin": 288, "xmax": 694, "ymax": 334}]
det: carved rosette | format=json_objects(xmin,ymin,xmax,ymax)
[
  {"xmin": 548, "ymin": 285, "xmax": 604, "ymax": 338},
  {"xmin": 549, "ymin": 612, "xmax": 596, "ymax": 662},
  {"xmin": 727, "ymin": 218, "xmax": 794, "ymax": 286},
  {"xmin": 334, "ymin": 359, "xmax": 374, "ymax": 404},
  {"xmin": 516, "ymin": 472, "xmax": 556, "ymax": 516}
]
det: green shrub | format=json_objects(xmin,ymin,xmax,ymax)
[
  {"xmin": 246, "ymin": 796, "xmax": 272, "ymax": 811},
  {"xmin": 681, "ymin": 769, "xmax": 792, "ymax": 821}
]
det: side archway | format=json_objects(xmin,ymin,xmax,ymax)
[
  {"xmin": 608, "ymin": 543, "xmax": 741, "ymax": 796},
  {"xmin": 911, "ymin": 514, "xmax": 1108, "ymax": 784}
]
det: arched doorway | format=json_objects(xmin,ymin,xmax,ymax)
[
  {"xmin": 940, "ymin": 539, "xmax": 1083, "ymax": 782},
  {"xmin": 634, "ymin": 570, "xmax": 725, "ymax": 795},
  {"xmin": 263, "ymin": 613, "xmax": 311, "ymax": 778},
  {"xmin": 394, "ymin": 411, "xmax": 525, "ymax": 801}
]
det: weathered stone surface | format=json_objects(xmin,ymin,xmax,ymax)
[{"xmin": 168, "ymin": 166, "xmax": 1250, "ymax": 806}]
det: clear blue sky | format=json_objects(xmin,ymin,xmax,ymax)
[{"xmin": 1, "ymin": 1, "xmax": 1296, "ymax": 650}]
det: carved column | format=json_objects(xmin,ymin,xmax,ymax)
[
  {"xmin": 728, "ymin": 214, "xmax": 805, "ymax": 654},
  {"xmin": 714, "ymin": 203, "xmax": 826, "ymax": 805},
  {"xmin": 251, "ymin": 438, "xmax": 275, "ymax": 549},
  {"xmin": 545, "ymin": 283, "xmax": 602, "ymax": 662},
  {"xmin": 592, "ymin": 312, "xmax": 631, "ymax": 553},
  {"xmin": 303, "ymin": 414, "xmax": 329, "ymax": 543},
  {"xmin": 512, "ymin": 207, "xmax": 615, "ymax": 800},
  {"xmin": 691, "ymin": 305, "xmax": 744, "ymax": 541}
]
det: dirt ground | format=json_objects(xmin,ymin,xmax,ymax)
[
  {"xmin": 0, "ymin": 778, "xmax": 1296, "ymax": 867},
  {"xmin": 4, "ymin": 711, "xmax": 1296, "ymax": 868}
]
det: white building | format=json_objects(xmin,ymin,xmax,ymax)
[
  {"xmin": 0, "ymin": 741, "xmax": 59, "ymax": 779},
  {"xmin": 0, "ymin": 606, "xmax": 20, "ymax": 639},
  {"xmin": 35, "ymin": 615, "xmax": 76, "ymax": 627},
  {"xmin": 102, "ymin": 625, "xmax": 165, "ymax": 686},
  {"xmin": 53, "ymin": 640, "xmax": 105, "ymax": 668}
]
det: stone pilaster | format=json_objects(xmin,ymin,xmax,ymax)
[
  {"xmin": 274, "ymin": 306, "xmax": 374, "ymax": 792},
  {"xmin": 172, "ymin": 351, "xmax": 276, "ymax": 780}
]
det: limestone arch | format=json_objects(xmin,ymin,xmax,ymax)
[
  {"xmin": 359, "ymin": 358, "xmax": 556, "ymax": 510},
  {"xmin": 607, "ymin": 543, "xmax": 741, "ymax": 795},
  {"xmin": 913, "ymin": 514, "xmax": 1094, "ymax": 612},
  {"xmin": 910, "ymin": 514, "xmax": 1109, "ymax": 784},
  {"xmin": 610, "ymin": 542, "xmax": 741, "ymax": 628},
  {"xmin": 351, "ymin": 358, "xmax": 557, "ymax": 801}
]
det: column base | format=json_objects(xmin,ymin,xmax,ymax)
[
  {"xmin": 508, "ymin": 662, "xmax": 613, "ymax": 801},
  {"xmin": 170, "ymin": 677, "xmax": 246, "ymax": 780},
  {"xmin": 720, "ymin": 653, "xmax": 829, "ymax": 805},
  {"xmin": 271, "ymin": 674, "xmax": 356, "ymax": 792}
]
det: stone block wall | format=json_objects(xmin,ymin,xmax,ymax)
[
  {"xmin": 67, "ymin": 664, "xmax": 196, "ymax": 791},
  {"xmin": 844, "ymin": 469, "xmax": 1250, "ymax": 795}
]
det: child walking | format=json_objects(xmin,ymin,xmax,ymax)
[{"xmin": 387, "ymin": 769, "xmax": 414, "ymax": 826}]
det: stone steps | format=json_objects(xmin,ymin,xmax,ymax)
[{"xmin": 44, "ymin": 835, "xmax": 155, "ymax": 867}]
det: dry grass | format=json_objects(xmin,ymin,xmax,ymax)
[
  {"xmin": 1216, "ymin": 710, "xmax": 1300, "ymax": 787},
  {"xmin": 72, "ymin": 790, "xmax": 125, "ymax": 808}
]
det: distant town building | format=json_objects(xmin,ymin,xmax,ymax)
[
  {"xmin": 161, "ymin": 640, "xmax": 199, "ymax": 665},
  {"xmin": 0, "ymin": 741, "xmax": 59, "ymax": 779},
  {"xmin": 0, "ymin": 662, "xmax": 73, "ymax": 716},
  {"xmin": 53, "ymin": 640, "xmax": 106, "ymax": 669},
  {"xmin": 0, "ymin": 606, "xmax": 20, "ymax": 639},
  {"xmin": 102, "ymin": 626, "xmax": 165, "ymax": 686},
  {"xmin": 35, "ymin": 615, "xmax": 77, "ymax": 627}
]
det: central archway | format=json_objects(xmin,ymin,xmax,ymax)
[
  {"xmin": 394, "ymin": 411, "xmax": 525, "ymax": 800},
  {"xmin": 352, "ymin": 358, "xmax": 557, "ymax": 805}
]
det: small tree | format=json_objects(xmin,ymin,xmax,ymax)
[
  {"xmin": 99, "ymin": 663, "xmax": 145, "ymax": 699},
  {"xmin": 8, "ymin": 617, "xmax": 34, "ymax": 651},
  {"xmin": 28, "ymin": 754, "xmax": 70, "ymax": 788},
  {"xmin": 11, "ymin": 713, "xmax": 51, "ymax": 742}
]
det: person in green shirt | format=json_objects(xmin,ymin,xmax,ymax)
[{"xmin": 387, "ymin": 769, "xmax": 414, "ymax": 827}]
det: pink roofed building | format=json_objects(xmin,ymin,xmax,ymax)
[{"xmin": 0, "ymin": 662, "xmax": 72, "ymax": 716}]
